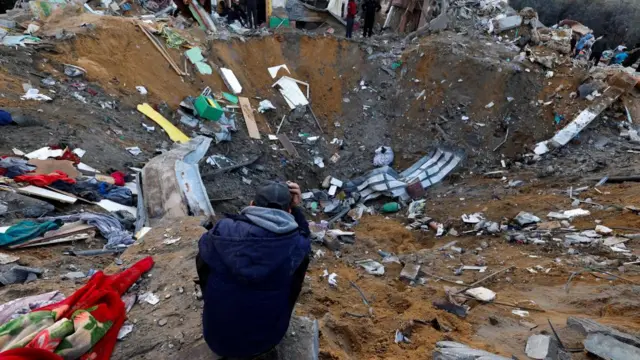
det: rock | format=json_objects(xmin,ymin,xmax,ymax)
[
  {"xmin": 595, "ymin": 225, "xmax": 613, "ymax": 235},
  {"xmin": 274, "ymin": 316, "xmax": 319, "ymax": 360},
  {"xmin": 61, "ymin": 271, "xmax": 85, "ymax": 280},
  {"xmin": 158, "ymin": 318, "xmax": 168, "ymax": 327},
  {"xmin": 489, "ymin": 316, "xmax": 499, "ymax": 325},
  {"xmin": 525, "ymin": 334, "xmax": 550, "ymax": 359},
  {"xmin": 322, "ymin": 234, "xmax": 342, "ymax": 251},
  {"xmin": 400, "ymin": 263, "xmax": 421, "ymax": 281},
  {"xmin": 429, "ymin": 14, "xmax": 449, "ymax": 31},
  {"xmin": 433, "ymin": 299, "xmax": 468, "ymax": 318},
  {"xmin": 584, "ymin": 332, "xmax": 640, "ymax": 360},
  {"xmin": 537, "ymin": 221, "xmax": 561, "ymax": 230},
  {"xmin": 67, "ymin": 265, "xmax": 78, "ymax": 271},
  {"xmin": 356, "ymin": 259, "xmax": 385, "ymax": 275},
  {"xmin": 433, "ymin": 341, "xmax": 511, "ymax": 359},
  {"xmin": 519, "ymin": 320, "xmax": 538, "ymax": 330},
  {"xmin": 515, "ymin": 211, "xmax": 541, "ymax": 226},
  {"xmin": 485, "ymin": 222, "xmax": 500, "ymax": 234},
  {"xmin": 0, "ymin": 191, "xmax": 54, "ymax": 218},
  {"xmin": 174, "ymin": 316, "xmax": 319, "ymax": 360},
  {"xmin": 567, "ymin": 317, "xmax": 640, "ymax": 348},
  {"xmin": 560, "ymin": 220, "xmax": 571, "ymax": 228},
  {"xmin": 465, "ymin": 287, "xmax": 496, "ymax": 302},
  {"xmin": 117, "ymin": 323, "xmax": 134, "ymax": 340},
  {"xmin": 508, "ymin": 180, "xmax": 524, "ymax": 187}
]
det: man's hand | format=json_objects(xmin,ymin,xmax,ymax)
[{"xmin": 287, "ymin": 181, "xmax": 302, "ymax": 207}]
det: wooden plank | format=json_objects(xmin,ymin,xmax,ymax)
[
  {"xmin": 45, "ymin": 186, "xmax": 96, "ymax": 205},
  {"xmin": 277, "ymin": 134, "xmax": 299, "ymax": 157},
  {"xmin": 9, "ymin": 223, "xmax": 95, "ymax": 249},
  {"xmin": 17, "ymin": 186, "xmax": 77, "ymax": 204},
  {"xmin": 137, "ymin": 22, "xmax": 186, "ymax": 76},
  {"xmin": 97, "ymin": 199, "xmax": 137, "ymax": 216},
  {"xmin": 239, "ymin": 97, "xmax": 261, "ymax": 140},
  {"xmin": 16, "ymin": 232, "xmax": 94, "ymax": 249}
]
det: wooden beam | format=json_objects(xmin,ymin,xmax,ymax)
[
  {"xmin": 277, "ymin": 134, "xmax": 299, "ymax": 157},
  {"xmin": 239, "ymin": 97, "xmax": 261, "ymax": 139}
]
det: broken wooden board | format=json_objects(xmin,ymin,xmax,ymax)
[
  {"xmin": 0, "ymin": 252, "xmax": 19, "ymax": 264},
  {"xmin": 17, "ymin": 186, "xmax": 77, "ymax": 204},
  {"xmin": 44, "ymin": 186, "xmax": 95, "ymax": 205},
  {"xmin": 277, "ymin": 134, "xmax": 299, "ymax": 157},
  {"xmin": 239, "ymin": 97, "xmax": 261, "ymax": 140},
  {"xmin": 27, "ymin": 159, "xmax": 80, "ymax": 178},
  {"xmin": 97, "ymin": 199, "xmax": 137, "ymax": 216},
  {"xmin": 77, "ymin": 162, "xmax": 100, "ymax": 175},
  {"xmin": 15, "ymin": 232, "xmax": 94, "ymax": 249},
  {"xmin": 9, "ymin": 222, "xmax": 95, "ymax": 249}
]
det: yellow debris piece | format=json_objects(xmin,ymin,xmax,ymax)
[{"xmin": 137, "ymin": 103, "xmax": 190, "ymax": 143}]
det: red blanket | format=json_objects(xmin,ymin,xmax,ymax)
[
  {"xmin": 14, "ymin": 171, "xmax": 76, "ymax": 187},
  {"xmin": 0, "ymin": 257, "xmax": 153, "ymax": 360}
]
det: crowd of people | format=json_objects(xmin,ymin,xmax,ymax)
[
  {"xmin": 172, "ymin": 0, "xmax": 260, "ymax": 29},
  {"xmin": 572, "ymin": 31, "xmax": 640, "ymax": 69},
  {"xmin": 345, "ymin": 0, "xmax": 382, "ymax": 38}
]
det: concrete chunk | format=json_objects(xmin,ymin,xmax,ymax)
[
  {"xmin": 567, "ymin": 317, "xmax": 640, "ymax": 348},
  {"xmin": 433, "ymin": 341, "xmax": 511, "ymax": 359},
  {"xmin": 584, "ymin": 332, "xmax": 640, "ymax": 360},
  {"xmin": 525, "ymin": 334, "xmax": 550, "ymax": 359},
  {"xmin": 174, "ymin": 316, "xmax": 319, "ymax": 360},
  {"xmin": 492, "ymin": 15, "xmax": 522, "ymax": 33},
  {"xmin": 400, "ymin": 263, "xmax": 420, "ymax": 281}
]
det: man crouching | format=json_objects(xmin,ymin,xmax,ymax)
[{"xmin": 196, "ymin": 181, "xmax": 311, "ymax": 359}]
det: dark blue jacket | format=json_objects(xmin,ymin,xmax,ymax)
[{"xmin": 197, "ymin": 207, "xmax": 310, "ymax": 358}]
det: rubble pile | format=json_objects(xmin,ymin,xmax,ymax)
[{"xmin": 1, "ymin": 0, "xmax": 640, "ymax": 358}]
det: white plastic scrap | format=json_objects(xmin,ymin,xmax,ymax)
[
  {"xmin": 485, "ymin": 101, "xmax": 495, "ymax": 109},
  {"xmin": 462, "ymin": 213, "xmax": 485, "ymax": 224},
  {"xmin": 258, "ymin": 100, "xmax": 276, "ymax": 113},
  {"xmin": 267, "ymin": 64, "xmax": 290, "ymax": 79},
  {"xmin": 138, "ymin": 292, "xmax": 159, "ymax": 305},
  {"xmin": 25, "ymin": 147, "xmax": 64, "ymax": 160},
  {"xmin": 21, "ymin": 88, "xmax": 52, "ymax": 101},
  {"xmin": 512, "ymin": 309, "xmax": 529, "ymax": 317},
  {"xmin": 220, "ymin": 68, "xmax": 242, "ymax": 94},
  {"xmin": 135, "ymin": 86, "xmax": 148, "ymax": 95},
  {"xmin": 117, "ymin": 323, "xmax": 134, "ymax": 340},
  {"xmin": 356, "ymin": 259, "xmax": 385, "ymax": 276},
  {"xmin": 465, "ymin": 287, "xmax": 496, "ymax": 302},
  {"xmin": 328, "ymin": 273, "xmax": 338, "ymax": 287},
  {"xmin": 126, "ymin": 147, "xmax": 142, "ymax": 156},
  {"xmin": 313, "ymin": 157, "xmax": 325, "ymax": 168},
  {"xmin": 394, "ymin": 330, "xmax": 411, "ymax": 344},
  {"xmin": 373, "ymin": 146, "xmax": 394, "ymax": 167},
  {"xmin": 162, "ymin": 237, "xmax": 181, "ymax": 245}
]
